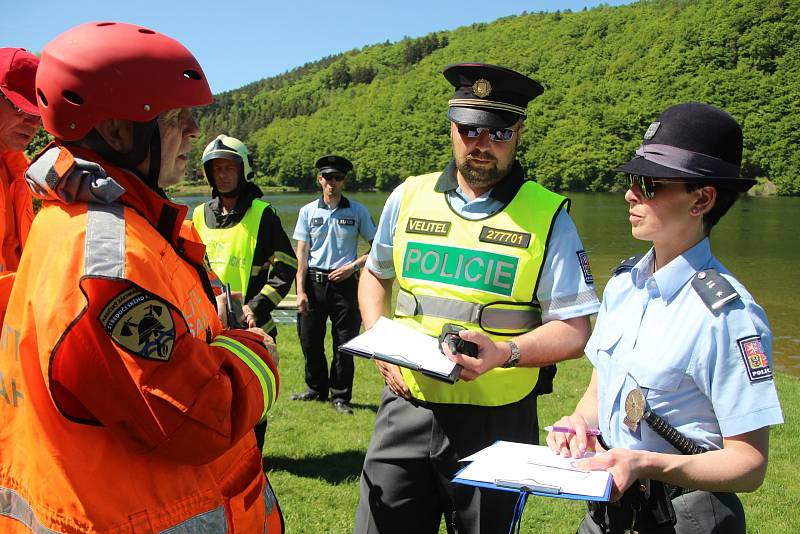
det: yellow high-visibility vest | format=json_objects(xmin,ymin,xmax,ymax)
[
  {"xmin": 192, "ymin": 199, "xmax": 270, "ymax": 296},
  {"xmin": 393, "ymin": 172, "xmax": 568, "ymax": 406}
]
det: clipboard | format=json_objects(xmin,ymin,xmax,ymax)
[
  {"xmin": 452, "ymin": 441, "xmax": 612, "ymax": 502},
  {"xmin": 339, "ymin": 317, "xmax": 462, "ymax": 383}
]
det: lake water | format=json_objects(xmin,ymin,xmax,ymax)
[{"xmin": 176, "ymin": 191, "xmax": 800, "ymax": 376}]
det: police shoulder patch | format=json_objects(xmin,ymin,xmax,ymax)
[
  {"xmin": 98, "ymin": 287, "xmax": 176, "ymax": 361},
  {"xmin": 737, "ymin": 335, "xmax": 773, "ymax": 382}
]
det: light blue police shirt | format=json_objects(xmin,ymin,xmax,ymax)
[
  {"xmin": 294, "ymin": 196, "xmax": 377, "ymax": 270},
  {"xmin": 365, "ymin": 181, "xmax": 600, "ymax": 322},
  {"xmin": 585, "ymin": 238, "xmax": 784, "ymax": 453}
]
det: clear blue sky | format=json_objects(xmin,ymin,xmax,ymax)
[{"xmin": 4, "ymin": 0, "xmax": 631, "ymax": 93}]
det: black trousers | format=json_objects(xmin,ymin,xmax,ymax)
[
  {"xmin": 297, "ymin": 272, "xmax": 361, "ymax": 402},
  {"xmin": 354, "ymin": 388, "xmax": 539, "ymax": 534},
  {"xmin": 579, "ymin": 490, "xmax": 745, "ymax": 534}
]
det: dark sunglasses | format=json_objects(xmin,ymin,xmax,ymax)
[
  {"xmin": 321, "ymin": 173, "xmax": 346, "ymax": 181},
  {"xmin": 626, "ymin": 174, "xmax": 680, "ymax": 200},
  {"xmin": 456, "ymin": 124, "xmax": 517, "ymax": 142}
]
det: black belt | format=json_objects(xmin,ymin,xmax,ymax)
[{"xmin": 308, "ymin": 268, "xmax": 331, "ymax": 284}]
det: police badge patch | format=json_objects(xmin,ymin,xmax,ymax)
[
  {"xmin": 576, "ymin": 250, "xmax": 594, "ymax": 285},
  {"xmin": 99, "ymin": 287, "xmax": 176, "ymax": 361},
  {"xmin": 737, "ymin": 335, "xmax": 772, "ymax": 382}
]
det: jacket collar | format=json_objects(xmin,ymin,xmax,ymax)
[
  {"xmin": 434, "ymin": 159, "xmax": 527, "ymax": 203},
  {"xmin": 66, "ymin": 145, "xmax": 187, "ymax": 248},
  {"xmin": 631, "ymin": 238, "xmax": 713, "ymax": 303},
  {"xmin": 207, "ymin": 182, "xmax": 262, "ymax": 222},
  {"xmin": 316, "ymin": 195, "xmax": 350, "ymax": 209}
]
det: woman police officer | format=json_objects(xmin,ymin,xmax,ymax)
[{"xmin": 546, "ymin": 102, "xmax": 783, "ymax": 533}]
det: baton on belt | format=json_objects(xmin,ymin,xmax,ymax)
[{"xmin": 624, "ymin": 388, "xmax": 706, "ymax": 455}]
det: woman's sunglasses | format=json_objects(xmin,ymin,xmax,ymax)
[
  {"xmin": 456, "ymin": 124, "xmax": 517, "ymax": 142},
  {"xmin": 626, "ymin": 174, "xmax": 678, "ymax": 200}
]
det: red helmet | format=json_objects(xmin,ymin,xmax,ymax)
[{"xmin": 36, "ymin": 21, "xmax": 212, "ymax": 141}]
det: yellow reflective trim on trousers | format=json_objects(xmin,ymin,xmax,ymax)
[
  {"xmin": 211, "ymin": 336, "xmax": 276, "ymax": 421},
  {"xmin": 259, "ymin": 284, "xmax": 283, "ymax": 306},
  {"xmin": 273, "ymin": 251, "xmax": 298, "ymax": 269}
]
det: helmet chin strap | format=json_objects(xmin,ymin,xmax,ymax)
[{"xmin": 79, "ymin": 118, "xmax": 164, "ymax": 195}]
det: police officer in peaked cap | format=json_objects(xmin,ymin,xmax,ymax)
[
  {"xmin": 354, "ymin": 63, "xmax": 600, "ymax": 533},
  {"xmin": 292, "ymin": 155, "xmax": 376, "ymax": 415}
]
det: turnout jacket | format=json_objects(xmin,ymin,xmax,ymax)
[{"xmin": 0, "ymin": 146, "xmax": 283, "ymax": 533}]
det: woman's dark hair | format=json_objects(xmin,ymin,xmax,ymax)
[{"xmin": 686, "ymin": 183, "xmax": 740, "ymax": 235}]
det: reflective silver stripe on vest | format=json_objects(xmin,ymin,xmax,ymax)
[
  {"xmin": 159, "ymin": 506, "xmax": 227, "ymax": 534},
  {"xmin": 1, "ymin": 485, "xmax": 228, "ymax": 534},
  {"xmin": 264, "ymin": 480, "xmax": 276, "ymax": 516},
  {"xmin": 263, "ymin": 480, "xmax": 278, "ymax": 534},
  {"xmin": 396, "ymin": 291, "xmax": 541, "ymax": 331},
  {"xmin": 84, "ymin": 202, "xmax": 126, "ymax": 278},
  {"xmin": 0, "ymin": 486, "xmax": 62, "ymax": 534}
]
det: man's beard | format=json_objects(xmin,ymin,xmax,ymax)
[{"xmin": 455, "ymin": 149, "xmax": 514, "ymax": 189}]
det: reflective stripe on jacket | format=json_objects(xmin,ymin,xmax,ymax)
[
  {"xmin": 0, "ymin": 147, "xmax": 283, "ymax": 533},
  {"xmin": 393, "ymin": 172, "xmax": 567, "ymax": 406}
]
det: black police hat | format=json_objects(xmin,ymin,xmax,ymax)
[
  {"xmin": 443, "ymin": 63, "xmax": 544, "ymax": 129},
  {"xmin": 615, "ymin": 102, "xmax": 756, "ymax": 192},
  {"xmin": 315, "ymin": 155, "xmax": 353, "ymax": 175}
]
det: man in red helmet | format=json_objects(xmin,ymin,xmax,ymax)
[
  {"xmin": 0, "ymin": 48, "xmax": 38, "ymax": 273},
  {"xmin": 0, "ymin": 22, "xmax": 284, "ymax": 533}
]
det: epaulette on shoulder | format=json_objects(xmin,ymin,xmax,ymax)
[
  {"xmin": 691, "ymin": 269, "xmax": 740, "ymax": 312},
  {"xmin": 611, "ymin": 255, "xmax": 643, "ymax": 276}
]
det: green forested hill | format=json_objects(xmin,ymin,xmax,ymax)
[{"xmin": 192, "ymin": 0, "xmax": 800, "ymax": 194}]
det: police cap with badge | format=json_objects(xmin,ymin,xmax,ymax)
[
  {"xmin": 613, "ymin": 102, "xmax": 752, "ymax": 313},
  {"xmin": 442, "ymin": 63, "xmax": 544, "ymax": 128},
  {"xmin": 315, "ymin": 155, "xmax": 352, "ymax": 177},
  {"xmin": 614, "ymin": 102, "xmax": 755, "ymax": 192}
]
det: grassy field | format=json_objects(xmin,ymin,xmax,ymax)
[{"xmin": 264, "ymin": 324, "xmax": 798, "ymax": 533}]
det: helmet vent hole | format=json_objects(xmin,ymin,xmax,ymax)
[
  {"xmin": 183, "ymin": 70, "xmax": 202, "ymax": 81},
  {"xmin": 62, "ymin": 90, "xmax": 84, "ymax": 106},
  {"xmin": 138, "ymin": 29, "xmax": 156, "ymax": 34},
  {"xmin": 96, "ymin": 22, "xmax": 116, "ymax": 27},
  {"xmin": 37, "ymin": 89, "xmax": 48, "ymax": 107}
]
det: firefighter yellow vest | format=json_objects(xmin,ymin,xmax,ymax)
[
  {"xmin": 192, "ymin": 199, "xmax": 269, "ymax": 295},
  {"xmin": 393, "ymin": 172, "xmax": 568, "ymax": 406}
]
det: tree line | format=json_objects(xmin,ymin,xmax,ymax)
[{"xmin": 28, "ymin": 0, "xmax": 800, "ymax": 196}]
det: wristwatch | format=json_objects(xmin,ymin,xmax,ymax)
[
  {"xmin": 502, "ymin": 340, "xmax": 521, "ymax": 368},
  {"xmin": 352, "ymin": 263, "xmax": 360, "ymax": 272}
]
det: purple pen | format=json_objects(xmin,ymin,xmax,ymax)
[{"xmin": 544, "ymin": 425, "xmax": 602, "ymax": 436}]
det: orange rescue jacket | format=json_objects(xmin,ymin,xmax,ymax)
[
  {"xmin": 0, "ymin": 149, "xmax": 34, "ymax": 272},
  {"xmin": 0, "ymin": 146, "xmax": 283, "ymax": 533}
]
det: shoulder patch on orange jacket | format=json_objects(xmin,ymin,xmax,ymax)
[{"xmin": 98, "ymin": 287, "xmax": 176, "ymax": 361}]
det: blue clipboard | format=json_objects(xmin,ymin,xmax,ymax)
[{"xmin": 452, "ymin": 458, "xmax": 613, "ymax": 502}]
